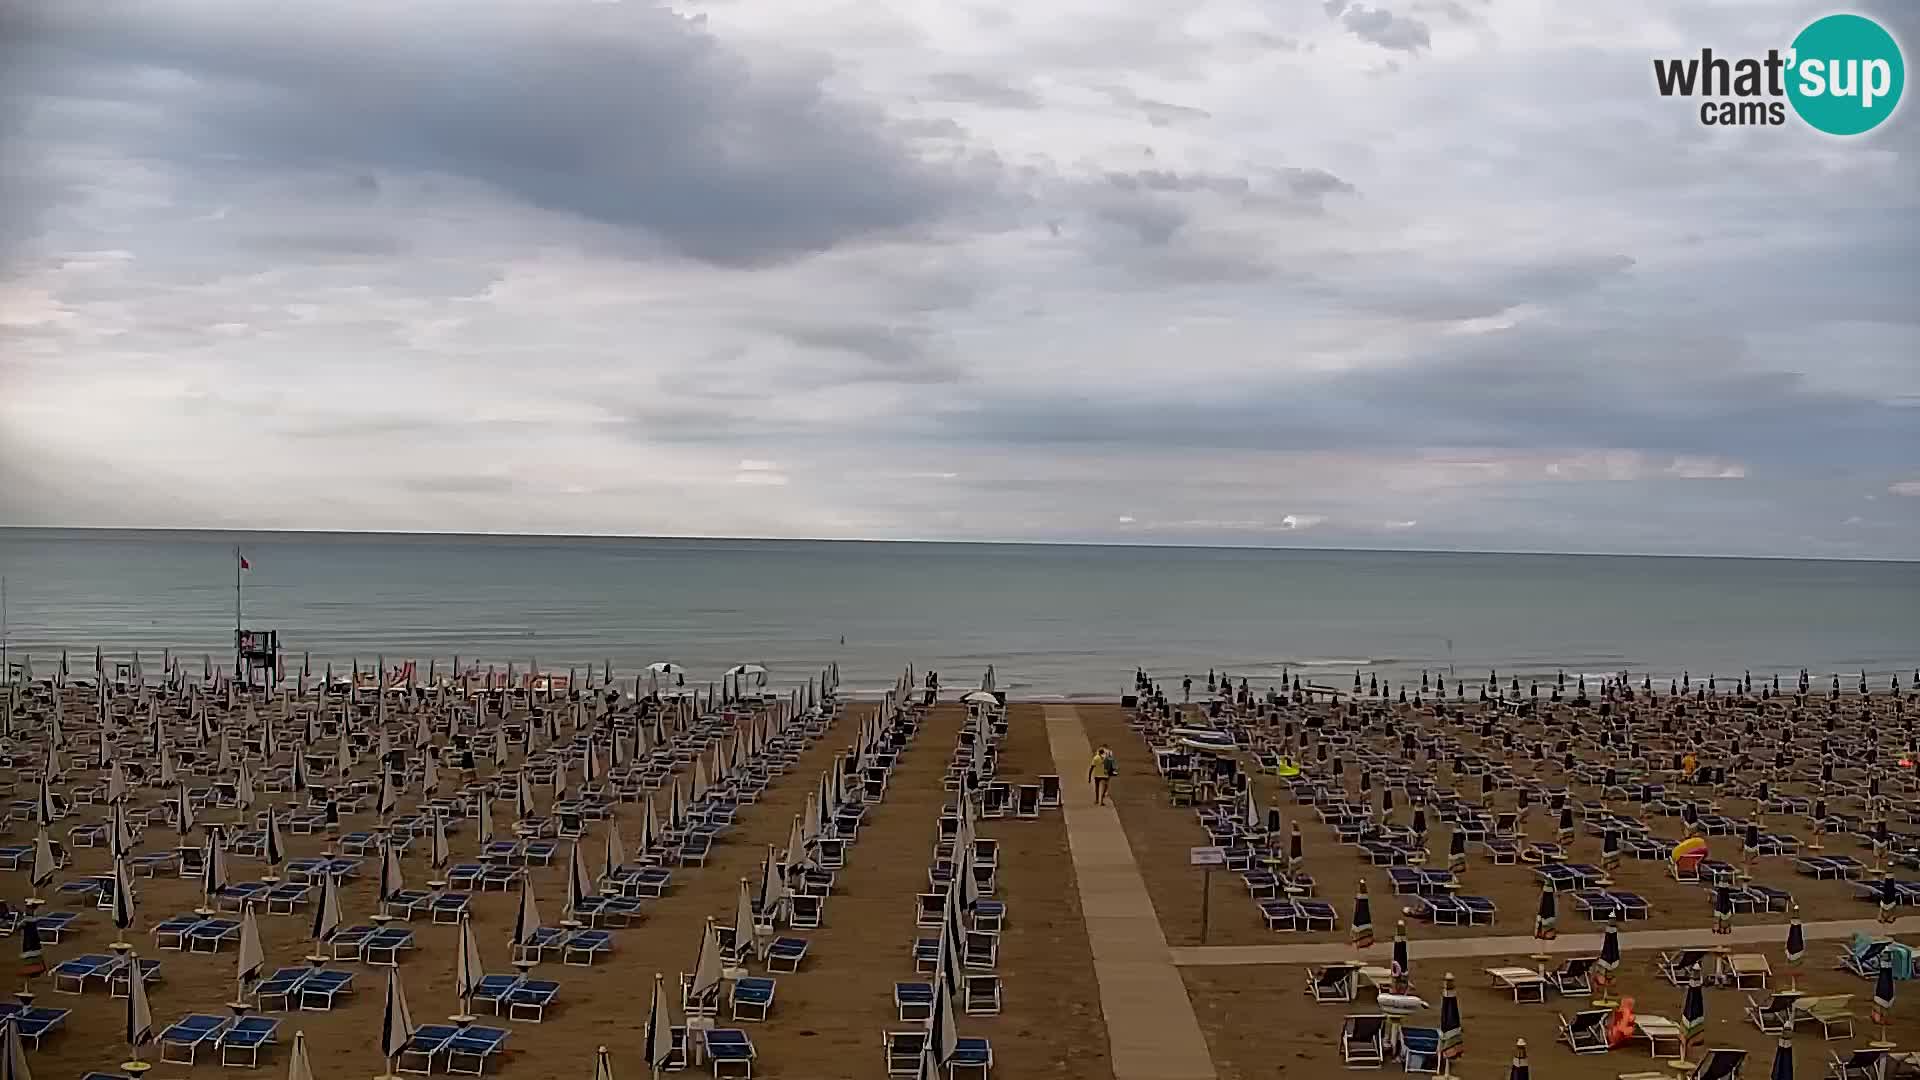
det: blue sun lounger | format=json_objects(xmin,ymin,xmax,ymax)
[
  {"xmin": 110, "ymin": 957, "xmax": 163, "ymax": 999},
  {"xmin": 219, "ymin": 1014, "xmax": 282, "ymax": 1066},
  {"xmin": 894, "ymin": 982, "xmax": 933, "ymax": 1022},
  {"xmin": 431, "ymin": 892, "xmax": 474, "ymax": 923},
  {"xmin": 0, "ymin": 1003, "xmax": 70, "ymax": 1048},
  {"xmin": 481, "ymin": 865, "xmax": 522, "ymax": 890},
  {"xmin": 396, "ymin": 1023, "xmax": 461, "ymax": 1075},
  {"xmin": 562, "ymin": 929, "xmax": 612, "ymax": 966},
  {"xmin": 153, "ymin": 914, "xmax": 206, "ymax": 950},
  {"xmin": 730, "ymin": 977, "xmax": 775, "ymax": 1022},
  {"xmin": 445, "ymin": 1025, "xmax": 509, "ymax": 1075},
  {"xmin": 764, "ymin": 936, "xmax": 809, "ymax": 973},
  {"xmin": 25, "ymin": 909, "xmax": 78, "ymax": 942},
  {"xmin": 507, "ymin": 978, "xmax": 561, "ymax": 1022},
  {"xmin": 159, "ymin": 1013, "xmax": 231, "ymax": 1065},
  {"xmin": 189, "ymin": 917, "xmax": 242, "ymax": 953},
  {"xmin": 218, "ymin": 881, "xmax": 272, "ymax": 911},
  {"xmin": 704, "ymin": 1028, "xmax": 755, "ymax": 1078},
  {"xmin": 363, "ymin": 926, "xmax": 416, "ymax": 966},
  {"xmin": 386, "ymin": 889, "xmax": 436, "ymax": 920},
  {"xmin": 254, "ymin": 967, "xmax": 310, "ymax": 1011},
  {"xmin": 624, "ymin": 866, "xmax": 674, "ymax": 898},
  {"xmin": 265, "ymin": 883, "xmax": 311, "ymax": 914},
  {"xmin": 949, "ymin": 1036, "xmax": 991, "ymax": 1079},
  {"xmin": 299, "ymin": 968, "xmax": 355, "ymax": 1010},
  {"xmin": 330, "ymin": 924, "xmax": 377, "ymax": 960},
  {"xmin": 471, "ymin": 974, "xmax": 522, "ymax": 1014},
  {"xmin": 51, "ymin": 953, "xmax": 118, "ymax": 994},
  {"xmin": 447, "ymin": 863, "xmax": 486, "ymax": 890}
]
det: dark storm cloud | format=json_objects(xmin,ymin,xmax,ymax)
[{"xmin": 0, "ymin": 0, "xmax": 993, "ymax": 267}]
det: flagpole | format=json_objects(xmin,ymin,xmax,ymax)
[{"xmin": 234, "ymin": 545, "xmax": 244, "ymax": 685}]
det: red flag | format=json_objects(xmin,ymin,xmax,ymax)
[{"xmin": 239, "ymin": 553, "xmax": 250, "ymax": 571}]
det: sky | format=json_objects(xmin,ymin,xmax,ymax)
[{"xmin": 0, "ymin": 0, "xmax": 1915, "ymax": 558}]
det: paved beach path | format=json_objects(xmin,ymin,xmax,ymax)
[{"xmin": 1047, "ymin": 705, "xmax": 1219, "ymax": 1080}]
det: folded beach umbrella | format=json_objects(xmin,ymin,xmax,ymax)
[
  {"xmin": 310, "ymin": 867, "xmax": 342, "ymax": 954},
  {"xmin": 1509, "ymin": 1038, "xmax": 1528, "ymax": 1080},
  {"xmin": 1291, "ymin": 823, "xmax": 1305, "ymax": 869},
  {"xmin": 642, "ymin": 973, "xmax": 674, "ymax": 1077},
  {"xmin": 603, "ymin": 822, "xmax": 627, "ymax": 879},
  {"xmin": 236, "ymin": 902, "xmax": 265, "ymax": 1001},
  {"xmin": 1595, "ymin": 921, "xmax": 1620, "ymax": 1000},
  {"xmin": 16, "ymin": 912, "xmax": 45, "ymax": 979},
  {"xmin": 1784, "ymin": 911, "xmax": 1804, "ymax": 988},
  {"xmin": 201, "ymin": 828, "xmax": 230, "ymax": 913},
  {"xmin": 379, "ymin": 968, "xmax": 415, "ymax": 1076},
  {"xmin": 1534, "ymin": 884, "xmax": 1557, "ymax": 941},
  {"xmin": 1679, "ymin": 975, "xmax": 1706, "ymax": 1061},
  {"xmin": 126, "ymin": 946, "xmax": 155, "ymax": 1062},
  {"xmin": 1768, "ymin": 1036, "xmax": 1792, "ymax": 1080},
  {"xmin": 1438, "ymin": 973, "xmax": 1462, "ymax": 1065},
  {"xmin": 111, "ymin": 854, "xmax": 137, "ymax": 941},
  {"xmin": 593, "ymin": 1045, "xmax": 616, "ymax": 1080},
  {"xmin": 1351, "ymin": 880, "xmax": 1374, "ymax": 949},
  {"xmin": 1602, "ymin": 829, "xmax": 1621, "ymax": 872},
  {"xmin": 689, "ymin": 918, "xmax": 724, "ymax": 1008},
  {"xmin": 513, "ymin": 878, "xmax": 543, "ymax": 951},
  {"xmin": 568, "ymin": 842, "xmax": 598, "ymax": 922},
  {"xmin": 2, "ymin": 1011, "xmax": 31, "ymax": 1080},
  {"xmin": 732, "ymin": 878, "xmax": 758, "ymax": 960},
  {"xmin": 1872, "ymin": 951, "xmax": 1896, "ymax": 1041},
  {"xmin": 1879, "ymin": 873, "xmax": 1898, "ymax": 924},
  {"xmin": 1712, "ymin": 884, "xmax": 1733, "ymax": 935},
  {"xmin": 1391, "ymin": 921, "xmax": 1411, "ymax": 992},
  {"xmin": 265, "ymin": 805, "xmax": 287, "ymax": 878},
  {"xmin": 28, "ymin": 831, "xmax": 55, "ymax": 898},
  {"xmin": 378, "ymin": 836, "xmax": 405, "ymax": 911},
  {"xmin": 455, "ymin": 913, "xmax": 485, "ymax": 1019},
  {"xmin": 1556, "ymin": 805, "xmax": 1575, "ymax": 845}
]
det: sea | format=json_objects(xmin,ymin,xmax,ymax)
[{"xmin": 0, "ymin": 529, "xmax": 1915, "ymax": 699}]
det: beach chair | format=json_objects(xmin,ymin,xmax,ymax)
[
  {"xmin": 1658, "ymin": 949, "xmax": 1708, "ymax": 986},
  {"xmin": 386, "ymin": 888, "xmax": 435, "ymax": 919},
  {"xmin": 950, "ymin": 1036, "xmax": 992, "ymax": 1079},
  {"xmin": 187, "ymin": 917, "xmax": 241, "ymax": 953},
  {"xmin": 396, "ymin": 1023, "xmax": 460, "ymax": 1075},
  {"xmin": 430, "ymin": 892, "xmax": 473, "ymax": 924},
  {"xmin": 1308, "ymin": 963, "xmax": 1359, "ymax": 1003},
  {"xmin": 1721, "ymin": 952, "xmax": 1770, "ymax": 990},
  {"xmin": 764, "ymin": 936, "xmax": 809, "ymax": 973},
  {"xmin": 298, "ymin": 968, "xmax": 355, "ymax": 1010},
  {"xmin": 1547, "ymin": 956, "xmax": 1594, "ymax": 997},
  {"xmin": 1297, "ymin": 899, "xmax": 1339, "ymax": 931},
  {"xmin": 679, "ymin": 834, "xmax": 713, "ymax": 866},
  {"xmin": 253, "ymin": 967, "xmax": 309, "ymax": 1011},
  {"xmin": 158, "ymin": 1013, "xmax": 230, "ymax": 1065},
  {"xmin": 730, "ymin": 976, "xmax": 776, "ymax": 1021},
  {"xmin": 1340, "ymin": 1014, "xmax": 1387, "ymax": 1069},
  {"xmin": 705, "ymin": 1028, "xmax": 756, "ymax": 1078},
  {"xmin": 1744, "ymin": 990, "xmax": 1803, "ymax": 1034},
  {"xmin": 1686, "ymin": 1048, "xmax": 1746, "ymax": 1079},
  {"xmin": 964, "ymin": 973, "xmax": 1002, "ymax": 1016},
  {"xmin": 1399, "ymin": 1026, "xmax": 1441, "ymax": 1073},
  {"xmin": 1, "ymin": 1005, "xmax": 69, "ymax": 1049},
  {"xmin": 962, "ymin": 930, "xmax": 998, "ymax": 971},
  {"xmin": 562, "ymin": 928, "xmax": 612, "ymax": 966},
  {"xmin": 1459, "ymin": 896, "xmax": 1497, "ymax": 925},
  {"xmin": 471, "ymin": 974, "xmax": 523, "ymax": 1015},
  {"xmin": 153, "ymin": 913, "xmax": 205, "ymax": 951},
  {"xmin": 218, "ymin": 1014, "xmax": 281, "ymax": 1066},
  {"xmin": 265, "ymin": 883, "xmax": 311, "ymax": 914},
  {"xmin": 1486, "ymin": 967, "xmax": 1548, "ymax": 1003},
  {"xmin": 1837, "ymin": 937, "xmax": 1889, "ymax": 978},
  {"xmin": 363, "ymin": 926, "xmax": 415, "ymax": 966},
  {"xmin": 1038, "ymin": 774, "xmax": 1062, "ymax": 808},
  {"xmin": 1635, "ymin": 1014, "xmax": 1685, "ymax": 1058},
  {"xmin": 447, "ymin": 863, "xmax": 486, "ymax": 890},
  {"xmin": 1609, "ymin": 890, "xmax": 1652, "ymax": 919},
  {"xmin": 786, "ymin": 893, "xmax": 823, "ymax": 929},
  {"xmin": 109, "ymin": 958, "xmax": 163, "ymax": 999},
  {"xmin": 507, "ymin": 978, "xmax": 561, "ymax": 1022},
  {"xmin": 329, "ymin": 924, "xmax": 376, "ymax": 961},
  {"xmin": 894, "ymin": 981, "xmax": 933, "ymax": 1022},
  {"xmin": 1558, "ymin": 1009, "xmax": 1610, "ymax": 1054},
  {"xmin": 445, "ymin": 1025, "xmax": 509, "ymax": 1076},
  {"xmin": 1828, "ymin": 1048, "xmax": 1887, "ymax": 1079},
  {"xmin": 27, "ymin": 909, "xmax": 77, "ymax": 942},
  {"xmin": 1792, "ymin": 994, "xmax": 1854, "ymax": 1039}
]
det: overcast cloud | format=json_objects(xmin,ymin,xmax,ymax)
[{"xmin": 1, "ymin": 0, "xmax": 1915, "ymax": 557}]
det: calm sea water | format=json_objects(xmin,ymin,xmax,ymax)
[{"xmin": 0, "ymin": 529, "xmax": 1915, "ymax": 698}]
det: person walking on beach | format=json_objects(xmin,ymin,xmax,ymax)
[
  {"xmin": 1088, "ymin": 743, "xmax": 1118, "ymax": 805},
  {"xmin": 1182, "ymin": 675, "xmax": 1192, "ymax": 702}
]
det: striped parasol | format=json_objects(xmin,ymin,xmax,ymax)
[
  {"xmin": 1593, "ymin": 920, "xmax": 1621, "ymax": 1004},
  {"xmin": 1712, "ymin": 884, "xmax": 1733, "ymax": 935},
  {"xmin": 1447, "ymin": 828, "xmax": 1466, "ymax": 874},
  {"xmin": 1871, "ymin": 952, "xmax": 1895, "ymax": 1042},
  {"xmin": 1601, "ymin": 829, "xmax": 1620, "ymax": 872},
  {"xmin": 1768, "ymin": 1036, "xmax": 1792, "ymax": 1080},
  {"xmin": 1438, "ymin": 972, "xmax": 1463, "ymax": 1069},
  {"xmin": 1509, "ymin": 1037, "xmax": 1528, "ymax": 1080},
  {"xmin": 1679, "ymin": 974, "xmax": 1706, "ymax": 1062},
  {"xmin": 1391, "ymin": 921, "xmax": 1411, "ymax": 993},
  {"xmin": 1534, "ymin": 884, "xmax": 1557, "ymax": 941},
  {"xmin": 1351, "ymin": 880, "xmax": 1374, "ymax": 950}
]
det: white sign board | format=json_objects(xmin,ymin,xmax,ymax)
[{"xmin": 1189, "ymin": 846, "xmax": 1227, "ymax": 867}]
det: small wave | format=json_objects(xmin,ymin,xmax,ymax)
[{"xmin": 1282, "ymin": 657, "xmax": 1396, "ymax": 668}]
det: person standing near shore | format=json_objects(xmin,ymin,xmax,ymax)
[{"xmin": 1088, "ymin": 743, "xmax": 1117, "ymax": 805}]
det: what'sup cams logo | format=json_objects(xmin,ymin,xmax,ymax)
[{"xmin": 1654, "ymin": 13, "xmax": 1905, "ymax": 135}]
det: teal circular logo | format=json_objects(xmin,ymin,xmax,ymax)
[{"xmin": 1787, "ymin": 13, "xmax": 1905, "ymax": 135}]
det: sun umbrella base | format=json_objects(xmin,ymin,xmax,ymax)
[{"xmin": 121, "ymin": 1062, "xmax": 152, "ymax": 1076}]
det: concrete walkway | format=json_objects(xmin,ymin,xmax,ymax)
[
  {"xmin": 1047, "ymin": 706, "xmax": 1217, "ymax": 1080},
  {"xmin": 1171, "ymin": 916, "xmax": 1920, "ymax": 967}
]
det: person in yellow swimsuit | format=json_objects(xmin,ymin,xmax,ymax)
[{"xmin": 1682, "ymin": 752, "xmax": 1698, "ymax": 781}]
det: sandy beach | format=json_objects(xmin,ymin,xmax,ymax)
[{"xmin": 2, "ymin": 670, "xmax": 1916, "ymax": 1080}]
